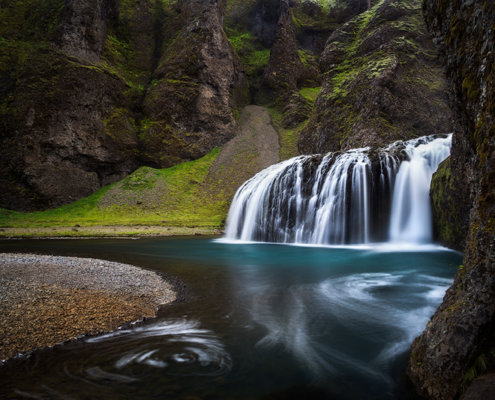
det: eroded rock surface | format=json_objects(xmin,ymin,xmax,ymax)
[
  {"xmin": 299, "ymin": 0, "xmax": 454, "ymax": 154},
  {"xmin": 0, "ymin": 0, "xmax": 247, "ymax": 210},
  {"xmin": 408, "ymin": 1, "xmax": 495, "ymax": 399}
]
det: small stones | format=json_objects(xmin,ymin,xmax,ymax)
[{"xmin": 0, "ymin": 253, "xmax": 176, "ymax": 361}]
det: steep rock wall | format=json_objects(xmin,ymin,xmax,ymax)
[
  {"xmin": 298, "ymin": 0, "xmax": 454, "ymax": 154},
  {"xmin": 0, "ymin": 0, "xmax": 247, "ymax": 210},
  {"xmin": 141, "ymin": 0, "xmax": 248, "ymax": 167},
  {"xmin": 408, "ymin": 1, "xmax": 495, "ymax": 399},
  {"xmin": 0, "ymin": 0, "xmax": 136, "ymax": 210}
]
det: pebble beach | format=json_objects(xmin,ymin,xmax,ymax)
[{"xmin": 0, "ymin": 253, "xmax": 176, "ymax": 361}]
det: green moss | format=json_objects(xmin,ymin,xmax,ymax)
[
  {"xmin": 0, "ymin": 0, "xmax": 64, "ymax": 41},
  {"xmin": 327, "ymin": 50, "xmax": 397, "ymax": 100},
  {"xmin": 224, "ymin": 23, "xmax": 269, "ymax": 89},
  {"xmin": 430, "ymin": 157, "xmax": 467, "ymax": 249},
  {"xmin": 291, "ymin": 0, "xmax": 344, "ymax": 32},
  {"xmin": 299, "ymin": 87, "xmax": 321, "ymax": 103},
  {"xmin": 247, "ymin": 49, "xmax": 271, "ymax": 70},
  {"xmin": 0, "ymin": 148, "xmax": 226, "ymax": 228},
  {"xmin": 462, "ymin": 75, "xmax": 480, "ymax": 100},
  {"xmin": 226, "ymin": 30, "xmax": 256, "ymax": 54},
  {"xmin": 298, "ymin": 49, "xmax": 318, "ymax": 68},
  {"xmin": 267, "ymin": 107, "xmax": 304, "ymax": 160},
  {"xmin": 327, "ymin": 65, "xmax": 360, "ymax": 99}
]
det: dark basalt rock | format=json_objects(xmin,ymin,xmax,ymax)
[
  {"xmin": 430, "ymin": 157, "xmax": 469, "ymax": 251},
  {"xmin": 0, "ymin": 0, "xmax": 137, "ymax": 210},
  {"xmin": 258, "ymin": 0, "xmax": 306, "ymax": 103},
  {"xmin": 298, "ymin": 0, "xmax": 455, "ymax": 154},
  {"xmin": 250, "ymin": 0, "xmax": 281, "ymax": 48},
  {"xmin": 56, "ymin": 0, "xmax": 119, "ymax": 63},
  {"xmin": 0, "ymin": 0, "xmax": 248, "ymax": 210},
  {"xmin": 141, "ymin": 0, "xmax": 248, "ymax": 167},
  {"xmin": 408, "ymin": 1, "xmax": 495, "ymax": 399}
]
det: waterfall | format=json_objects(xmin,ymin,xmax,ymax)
[
  {"xmin": 388, "ymin": 135, "xmax": 452, "ymax": 243},
  {"xmin": 224, "ymin": 134, "xmax": 452, "ymax": 245}
]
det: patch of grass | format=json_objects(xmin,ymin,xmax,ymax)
[
  {"xmin": 325, "ymin": 51, "xmax": 396, "ymax": 100},
  {"xmin": 267, "ymin": 107, "xmax": 304, "ymax": 160},
  {"xmin": 224, "ymin": 25, "xmax": 270, "ymax": 87},
  {"xmin": 0, "ymin": 148, "xmax": 226, "ymax": 229},
  {"xmin": 299, "ymin": 87, "xmax": 321, "ymax": 103},
  {"xmin": 247, "ymin": 49, "xmax": 271, "ymax": 71}
]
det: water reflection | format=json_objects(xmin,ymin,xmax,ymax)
[{"xmin": 0, "ymin": 238, "xmax": 461, "ymax": 400}]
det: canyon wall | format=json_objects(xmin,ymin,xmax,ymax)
[
  {"xmin": 0, "ymin": 0, "xmax": 246, "ymax": 210},
  {"xmin": 408, "ymin": 1, "xmax": 495, "ymax": 398}
]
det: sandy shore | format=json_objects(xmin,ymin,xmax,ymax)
[{"xmin": 0, "ymin": 253, "xmax": 176, "ymax": 361}]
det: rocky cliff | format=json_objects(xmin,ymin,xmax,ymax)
[
  {"xmin": 0, "ymin": 0, "xmax": 458, "ymax": 220},
  {"xmin": 299, "ymin": 0, "xmax": 454, "ymax": 154},
  {"xmin": 408, "ymin": 1, "xmax": 495, "ymax": 399},
  {"xmin": 141, "ymin": 0, "xmax": 248, "ymax": 167},
  {"xmin": 0, "ymin": 0, "xmax": 134, "ymax": 210},
  {"xmin": 0, "ymin": 0, "xmax": 247, "ymax": 210}
]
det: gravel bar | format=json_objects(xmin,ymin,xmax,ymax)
[{"xmin": 0, "ymin": 253, "xmax": 176, "ymax": 361}]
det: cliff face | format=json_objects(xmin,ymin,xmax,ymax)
[
  {"xmin": 299, "ymin": 0, "xmax": 454, "ymax": 154},
  {"xmin": 408, "ymin": 1, "xmax": 495, "ymax": 399},
  {"xmin": 0, "ymin": 0, "xmax": 247, "ymax": 210},
  {"xmin": 0, "ymin": 0, "xmax": 457, "ymax": 217},
  {"xmin": 0, "ymin": 0, "xmax": 135, "ymax": 210},
  {"xmin": 141, "ymin": 0, "xmax": 248, "ymax": 167}
]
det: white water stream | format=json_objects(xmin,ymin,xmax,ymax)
[
  {"xmin": 388, "ymin": 135, "xmax": 452, "ymax": 243},
  {"xmin": 225, "ymin": 134, "xmax": 452, "ymax": 245}
]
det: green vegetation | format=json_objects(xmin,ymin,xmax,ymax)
[
  {"xmin": 247, "ymin": 49, "xmax": 271, "ymax": 71},
  {"xmin": 0, "ymin": 149, "xmax": 226, "ymax": 229},
  {"xmin": 298, "ymin": 49, "xmax": 318, "ymax": 69},
  {"xmin": 0, "ymin": 0, "xmax": 64, "ymax": 41},
  {"xmin": 461, "ymin": 350, "xmax": 495, "ymax": 392},
  {"xmin": 297, "ymin": 0, "xmax": 446, "ymax": 152},
  {"xmin": 224, "ymin": 26, "xmax": 270, "ymax": 89},
  {"xmin": 299, "ymin": 87, "xmax": 322, "ymax": 103},
  {"xmin": 430, "ymin": 158, "xmax": 467, "ymax": 249},
  {"xmin": 291, "ymin": 0, "xmax": 342, "ymax": 32},
  {"xmin": 268, "ymin": 107, "xmax": 304, "ymax": 160}
]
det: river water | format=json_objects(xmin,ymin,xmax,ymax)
[{"xmin": 0, "ymin": 238, "xmax": 461, "ymax": 399}]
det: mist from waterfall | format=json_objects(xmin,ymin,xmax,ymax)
[{"xmin": 224, "ymin": 134, "xmax": 452, "ymax": 245}]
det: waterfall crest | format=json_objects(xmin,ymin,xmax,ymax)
[{"xmin": 224, "ymin": 134, "xmax": 452, "ymax": 245}]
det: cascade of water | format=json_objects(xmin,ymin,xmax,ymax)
[
  {"xmin": 388, "ymin": 135, "xmax": 452, "ymax": 243},
  {"xmin": 224, "ymin": 134, "xmax": 452, "ymax": 245}
]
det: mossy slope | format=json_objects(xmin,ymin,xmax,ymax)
[
  {"xmin": 299, "ymin": 0, "xmax": 454, "ymax": 153},
  {"xmin": 0, "ymin": 148, "xmax": 223, "ymax": 229},
  {"xmin": 0, "ymin": 105, "xmax": 280, "ymax": 234}
]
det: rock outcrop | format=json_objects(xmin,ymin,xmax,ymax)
[
  {"xmin": 0, "ymin": 0, "xmax": 136, "ymax": 210},
  {"xmin": 259, "ymin": 0, "xmax": 306, "ymax": 103},
  {"xmin": 408, "ymin": 1, "xmax": 495, "ymax": 399},
  {"xmin": 430, "ymin": 157, "xmax": 469, "ymax": 251},
  {"xmin": 0, "ymin": 0, "xmax": 247, "ymax": 210},
  {"xmin": 141, "ymin": 0, "xmax": 248, "ymax": 167},
  {"xmin": 298, "ymin": 0, "xmax": 454, "ymax": 154}
]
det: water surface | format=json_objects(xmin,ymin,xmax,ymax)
[{"xmin": 0, "ymin": 238, "xmax": 461, "ymax": 399}]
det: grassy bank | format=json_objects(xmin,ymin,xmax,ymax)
[
  {"xmin": 0, "ymin": 148, "xmax": 228, "ymax": 237},
  {"xmin": 0, "ymin": 226, "xmax": 222, "ymax": 238},
  {"xmin": 0, "ymin": 105, "xmax": 288, "ymax": 238}
]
